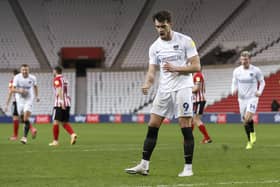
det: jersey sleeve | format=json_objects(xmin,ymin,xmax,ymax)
[
  {"xmin": 185, "ymin": 37, "xmax": 198, "ymax": 59},
  {"xmin": 33, "ymin": 76, "xmax": 38, "ymax": 86},
  {"xmin": 231, "ymin": 69, "xmax": 238, "ymax": 94},
  {"xmin": 255, "ymin": 67, "xmax": 265, "ymax": 95},
  {"xmin": 12, "ymin": 75, "xmax": 18, "ymax": 87},
  {"xmin": 149, "ymin": 45, "xmax": 157, "ymax": 65},
  {"xmin": 255, "ymin": 67, "xmax": 264, "ymax": 81}
]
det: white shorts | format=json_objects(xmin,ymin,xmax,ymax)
[
  {"xmin": 151, "ymin": 87, "xmax": 193, "ymax": 119},
  {"xmin": 16, "ymin": 100, "xmax": 33, "ymax": 115},
  {"xmin": 238, "ymin": 97, "xmax": 259, "ymax": 120}
]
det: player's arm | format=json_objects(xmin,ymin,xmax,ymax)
[
  {"xmin": 142, "ymin": 64, "xmax": 156, "ymax": 95},
  {"xmin": 163, "ymin": 38, "xmax": 200, "ymax": 73},
  {"xmin": 11, "ymin": 76, "xmax": 26, "ymax": 94},
  {"xmin": 34, "ymin": 85, "xmax": 40, "ymax": 102},
  {"xmin": 4, "ymin": 87, "xmax": 13, "ymax": 112},
  {"xmin": 11, "ymin": 86, "xmax": 26, "ymax": 94},
  {"xmin": 231, "ymin": 69, "xmax": 238, "ymax": 95},
  {"xmin": 163, "ymin": 55, "xmax": 201, "ymax": 74},
  {"xmin": 192, "ymin": 81, "xmax": 201, "ymax": 93},
  {"xmin": 255, "ymin": 68, "xmax": 265, "ymax": 97}
]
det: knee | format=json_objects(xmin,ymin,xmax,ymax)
[
  {"xmin": 179, "ymin": 117, "xmax": 192, "ymax": 128},
  {"xmin": 244, "ymin": 117, "xmax": 253, "ymax": 124}
]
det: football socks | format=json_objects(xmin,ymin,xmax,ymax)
[
  {"xmin": 23, "ymin": 120, "xmax": 30, "ymax": 137},
  {"xmin": 63, "ymin": 123, "xmax": 74, "ymax": 135},
  {"xmin": 53, "ymin": 124, "xmax": 59, "ymax": 140},
  {"xmin": 13, "ymin": 119, "xmax": 19, "ymax": 137},
  {"xmin": 181, "ymin": 127, "xmax": 194, "ymax": 164},
  {"xmin": 244, "ymin": 125, "xmax": 251, "ymax": 141},
  {"xmin": 142, "ymin": 126, "xmax": 159, "ymax": 161}
]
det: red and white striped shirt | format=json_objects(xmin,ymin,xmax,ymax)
[
  {"xmin": 193, "ymin": 72, "xmax": 206, "ymax": 102},
  {"xmin": 53, "ymin": 75, "xmax": 71, "ymax": 107}
]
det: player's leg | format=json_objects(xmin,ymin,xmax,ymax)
[
  {"xmin": 193, "ymin": 115, "xmax": 212, "ymax": 144},
  {"xmin": 194, "ymin": 101, "xmax": 212, "ymax": 143},
  {"xmin": 178, "ymin": 116, "xmax": 194, "ymax": 177},
  {"xmin": 20, "ymin": 110, "xmax": 31, "ymax": 144},
  {"xmin": 125, "ymin": 91, "xmax": 172, "ymax": 175},
  {"xmin": 239, "ymin": 99, "xmax": 251, "ymax": 148},
  {"xmin": 9, "ymin": 101, "xmax": 19, "ymax": 140},
  {"xmin": 61, "ymin": 107, "xmax": 77, "ymax": 145},
  {"xmin": 49, "ymin": 107, "xmax": 60, "ymax": 146},
  {"xmin": 29, "ymin": 123, "xmax": 37, "ymax": 139},
  {"xmin": 191, "ymin": 102, "xmax": 197, "ymax": 130},
  {"xmin": 24, "ymin": 103, "xmax": 37, "ymax": 139},
  {"xmin": 176, "ymin": 87, "xmax": 194, "ymax": 177},
  {"xmin": 244, "ymin": 112, "xmax": 254, "ymax": 149},
  {"xmin": 243, "ymin": 98, "xmax": 258, "ymax": 149},
  {"xmin": 125, "ymin": 113, "xmax": 164, "ymax": 175}
]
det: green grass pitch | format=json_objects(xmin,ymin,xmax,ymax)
[{"xmin": 0, "ymin": 123, "xmax": 280, "ymax": 187}]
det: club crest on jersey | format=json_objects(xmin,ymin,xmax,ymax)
[
  {"xmin": 173, "ymin": 45, "xmax": 179, "ymax": 50},
  {"xmin": 250, "ymin": 73, "xmax": 254, "ymax": 77},
  {"xmin": 54, "ymin": 80, "xmax": 60, "ymax": 86},
  {"xmin": 28, "ymin": 81, "xmax": 32, "ymax": 84}
]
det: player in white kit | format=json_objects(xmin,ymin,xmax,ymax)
[
  {"xmin": 231, "ymin": 51, "xmax": 265, "ymax": 149},
  {"xmin": 125, "ymin": 10, "xmax": 201, "ymax": 177},
  {"xmin": 12, "ymin": 64, "xmax": 40, "ymax": 144}
]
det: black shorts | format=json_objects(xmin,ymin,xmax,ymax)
[
  {"xmin": 193, "ymin": 101, "xmax": 206, "ymax": 115},
  {"xmin": 11, "ymin": 101, "xmax": 19, "ymax": 116},
  {"xmin": 53, "ymin": 107, "xmax": 70, "ymax": 122}
]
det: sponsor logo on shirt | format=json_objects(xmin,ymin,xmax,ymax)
[{"xmin": 173, "ymin": 45, "xmax": 179, "ymax": 50}]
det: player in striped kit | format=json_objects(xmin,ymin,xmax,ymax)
[
  {"xmin": 231, "ymin": 51, "xmax": 265, "ymax": 149},
  {"xmin": 192, "ymin": 71, "xmax": 212, "ymax": 144},
  {"xmin": 49, "ymin": 66, "xmax": 77, "ymax": 146}
]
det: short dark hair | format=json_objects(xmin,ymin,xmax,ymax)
[
  {"xmin": 13, "ymin": 69, "xmax": 19, "ymax": 75},
  {"xmin": 21, "ymin": 64, "xmax": 29, "ymax": 68},
  {"xmin": 54, "ymin": 66, "xmax": 63, "ymax": 74},
  {"xmin": 152, "ymin": 10, "xmax": 172, "ymax": 23}
]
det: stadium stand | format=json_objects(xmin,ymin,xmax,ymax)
[
  {"xmin": 0, "ymin": 72, "xmax": 75, "ymax": 115},
  {"xmin": 19, "ymin": 0, "xmax": 146, "ymax": 68},
  {"xmin": 202, "ymin": 0, "xmax": 280, "ymax": 63},
  {"xmin": 87, "ymin": 71, "xmax": 158, "ymax": 114},
  {"xmin": 121, "ymin": 0, "xmax": 244, "ymax": 68},
  {"xmin": 0, "ymin": 1, "xmax": 38, "ymax": 69}
]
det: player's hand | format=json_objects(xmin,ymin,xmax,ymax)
[
  {"xmin": 255, "ymin": 92, "xmax": 261, "ymax": 97},
  {"xmin": 19, "ymin": 88, "xmax": 26, "ymax": 94},
  {"xmin": 163, "ymin": 62, "xmax": 177, "ymax": 72},
  {"xmin": 141, "ymin": 84, "xmax": 150, "ymax": 95}
]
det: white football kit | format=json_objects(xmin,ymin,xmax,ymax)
[
  {"xmin": 13, "ymin": 73, "xmax": 37, "ymax": 114},
  {"xmin": 149, "ymin": 31, "xmax": 198, "ymax": 119},
  {"xmin": 231, "ymin": 64, "xmax": 265, "ymax": 119}
]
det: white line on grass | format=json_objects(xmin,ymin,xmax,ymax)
[
  {"xmin": 122, "ymin": 179, "xmax": 280, "ymax": 187},
  {"xmin": 3, "ymin": 143, "xmax": 280, "ymax": 155},
  {"xmin": 0, "ymin": 145, "xmax": 178, "ymax": 155}
]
